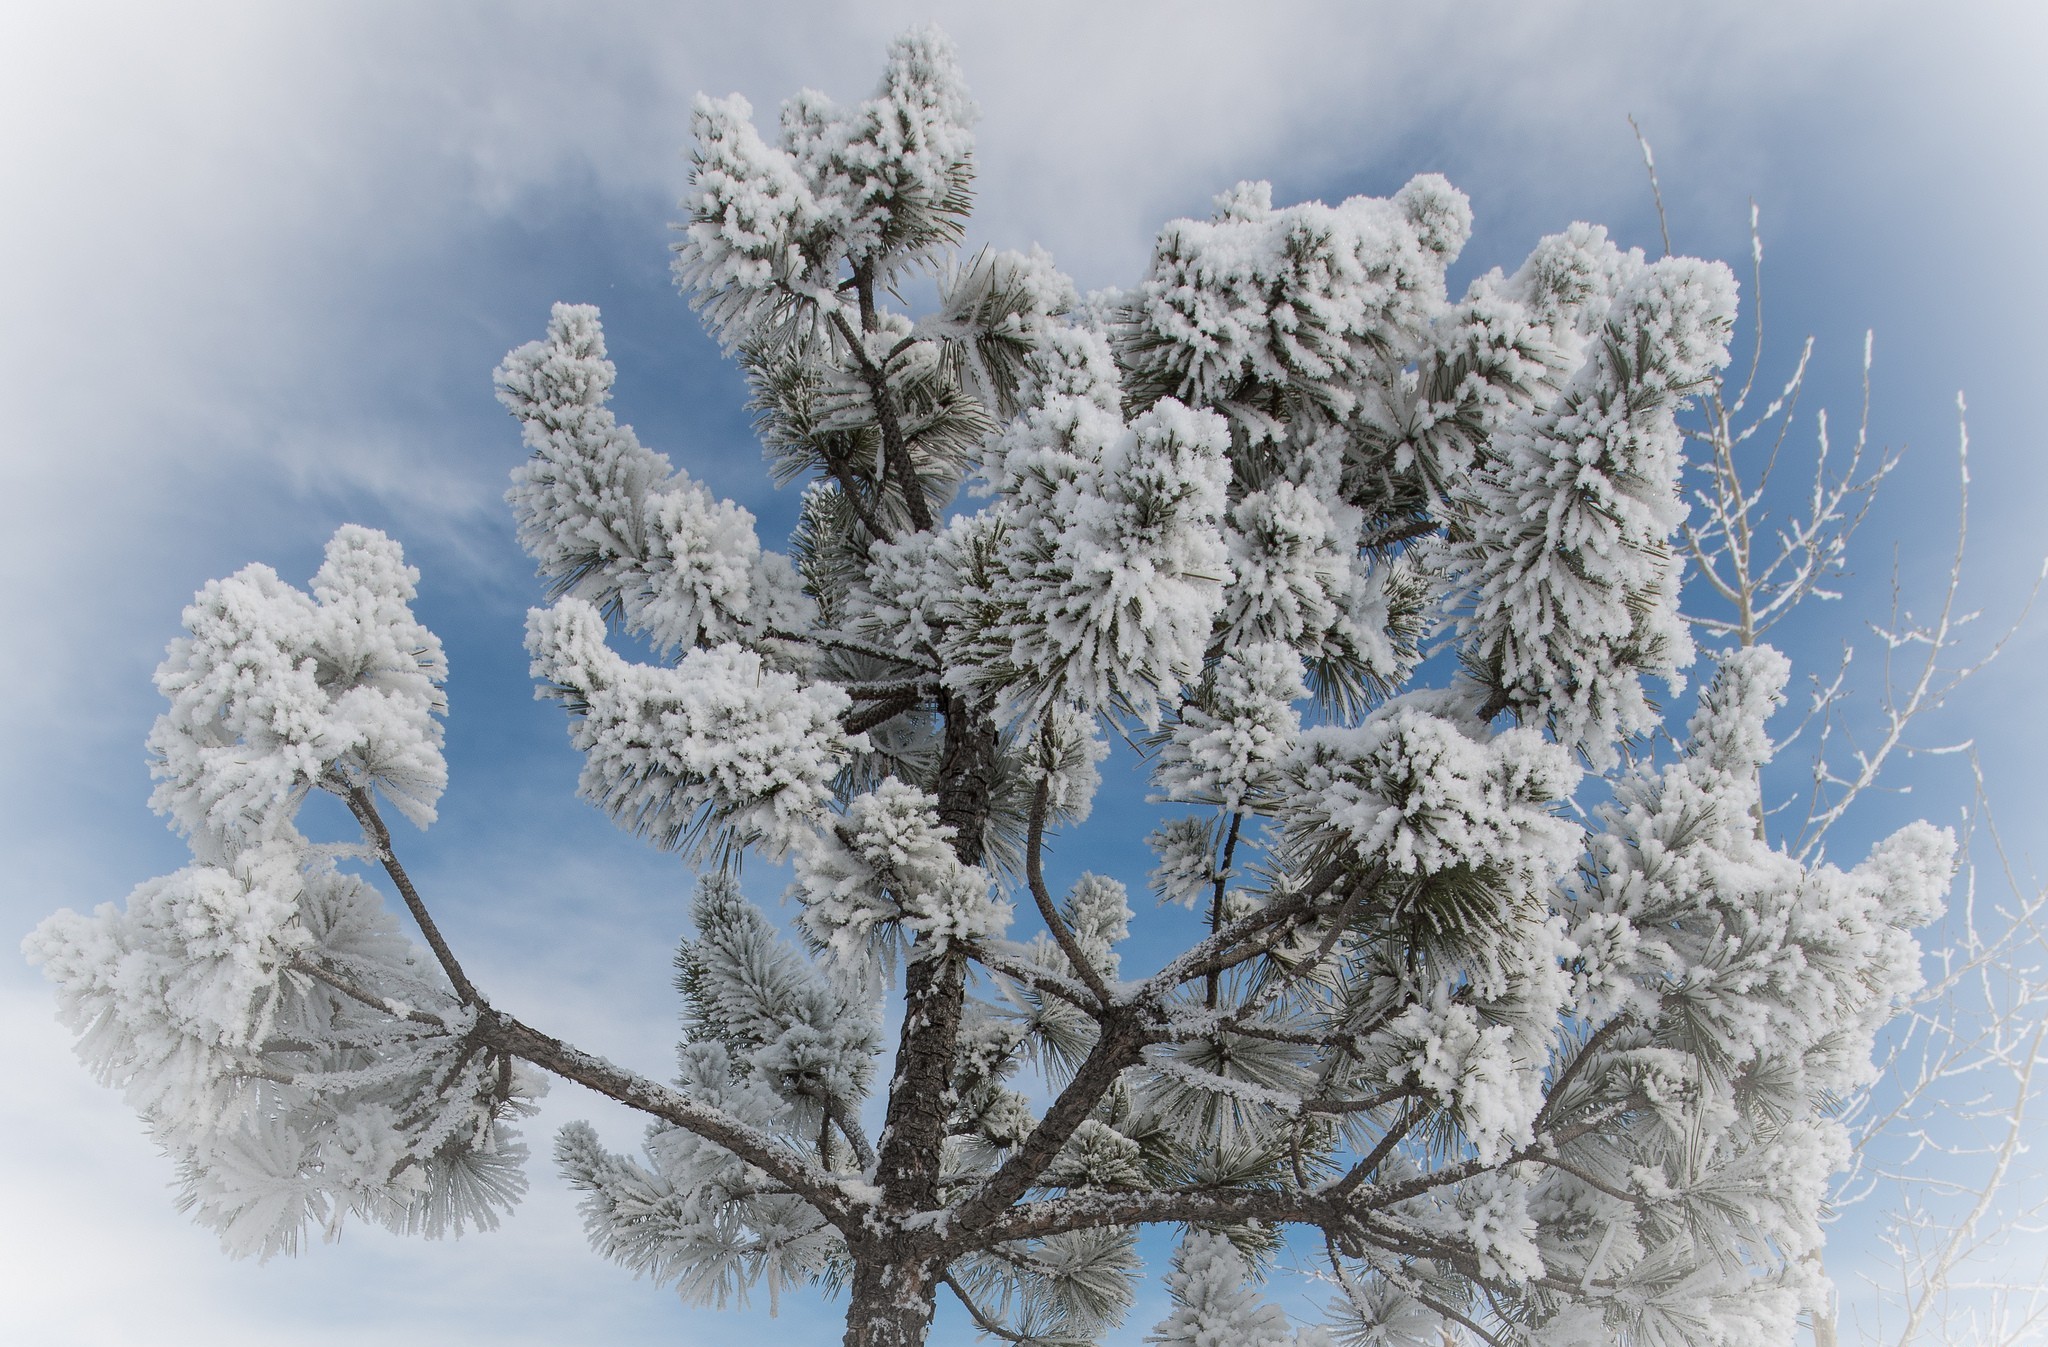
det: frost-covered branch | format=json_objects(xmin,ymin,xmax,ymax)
[
  {"xmin": 338, "ymin": 783, "xmax": 482, "ymax": 1007},
  {"xmin": 480, "ymin": 1008, "xmax": 862, "ymax": 1230},
  {"xmin": 1794, "ymin": 407, "xmax": 2042, "ymax": 858},
  {"xmin": 1025, "ymin": 770, "xmax": 1113, "ymax": 1006}
]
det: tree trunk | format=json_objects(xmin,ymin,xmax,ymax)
[
  {"xmin": 874, "ymin": 951, "xmax": 967, "ymax": 1210},
  {"xmin": 869, "ymin": 697, "xmax": 995, "ymax": 1207},
  {"xmin": 841, "ymin": 1249, "xmax": 938, "ymax": 1347},
  {"xmin": 841, "ymin": 696, "xmax": 997, "ymax": 1347},
  {"xmin": 1807, "ymin": 1252, "xmax": 1838, "ymax": 1347}
]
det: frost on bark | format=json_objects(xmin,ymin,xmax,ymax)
[{"xmin": 29, "ymin": 25, "xmax": 1956, "ymax": 1347}]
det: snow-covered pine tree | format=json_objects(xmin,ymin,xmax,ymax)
[{"xmin": 28, "ymin": 27, "xmax": 1954, "ymax": 1347}]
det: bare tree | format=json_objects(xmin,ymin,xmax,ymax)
[{"xmin": 1642, "ymin": 121, "xmax": 2048, "ymax": 1347}]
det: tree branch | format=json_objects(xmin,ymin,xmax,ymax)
[
  {"xmin": 949, "ymin": 1011, "xmax": 1152, "ymax": 1236},
  {"xmin": 830, "ymin": 304, "xmax": 934, "ymax": 534},
  {"xmin": 337, "ymin": 783, "xmax": 484, "ymax": 1006},
  {"xmin": 940, "ymin": 1271, "xmax": 1032, "ymax": 1345},
  {"xmin": 764, "ymin": 627, "xmax": 931, "ymax": 669},
  {"xmin": 290, "ymin": 956, "xmax": 449, "ymax": 1030},
  {"xmin": 1326, "ymin": 1100, "xmax": 1421, "ymax": 1199},
  {"xmin": 846, "ymin": 690, "xmax": 924, "ymax": 738},
  {"xmin": 479, "ymin": 1006, "xmax": 862, "ymax": 1232},
  {"xmin": 1301, "ymin": 1084, "xmax": 1420, "ymax": 1116},
  {"xmin": 812, "ymin": 435, "xmax": 898, "ymax": 547},
  {"xmin": 1134, "ymin": 858, "xmax": 1351, "ymax": 1000},
  {"xmin": 961, "ymin": 940, "xmax": 1102, "ymax": 1014},
  {"xmin": 960, "ymin": 1182, "xmax": 1331, "ymax": 1252},
  {"xmin": 1534, "ymin": 1014, "xmax": 1633, "ymax": 1133},
  {"xmin": 1025, "ymin": 768, "xmax": 1112, "ymax": 1005},
  {"xmin": 829, "ymin": 1097, "xmax": 880, "ymax": 1172}
]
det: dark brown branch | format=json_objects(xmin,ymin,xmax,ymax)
[
  {"xmin": 829, "ymin": 306, "xmax": 935, "ymax": 535},
  {"xmin": 1328, "ymin": 1100, "xmax": 1422, "ymax": 1198},
  {"xmin": 1345, "ymin": 1210, "xmax": 1594, "ymax": 1301},
  {"xmin": 1222, "ymin": 873, "xmax": 1371, "ymax": 1032},
  {"xmin": 1357, "ymin": 514, "xmax": 1442, "ymax": 552},
  {"xmin": 764, "ymin": 628, "xmax": 930, "ymax": 669},
  {"xmin": 961, "ymin": 1182, "xmax": 1330, "ymax": 1252},
  {"xmin": 338, "ymin": 784, "xmax": 484, "ymax": 1006},
  {"xmin": 1137, "ymin": 857, "xmax": 1349, "ymax": 998},
  {"xmin": 960, "ymin": 940, "xmax": 1101, "ymax": 1014},
  {"xmin": 949, "ymin": 1011, "xmax": 1152, "ymax": 1236},
  {"xmin": 1212, "ymin": 1020, "xmax": 1350, "ymax": 1049},
  {"xmin": 1025, "ymin": 769, "xmax": 1113, "ymax": 1005},
  {"xmin": 845, "ymin": 691, "xmax": 923, "ymax": 738},
  {"xmin": 940, "ymin": 1272, "xmax": 1031, "ymax": 1345},
  {"xmin": 1205, "ymin": 813, "xmax": 1243, "ymax": 1010},
  {"xmin": 1357, "ymin": 1096, "xmax": 1648, "ymax": 1212},
  {"xmin": 1526, "ymin": 1153, "xmax": 1642, "ymax": 1207},
  {"xmin": 1168, "ymin": 870, "xmax": 1362, "ymax": 997},
  {"xmin": 962, "ymin": 1089, "xmax": 1651, "ymax": 1252},
  {"xmin": 842, "ymin": 678, "xmax": 942, "ymax": 701},
  {"xmin": 478, "ymin": 1007, "xmax": 859, "ymax": 1231},
  {"xmin": 1414, "ymin": 1291, "xmax": 1508, "ymax": 1347},
  {"xmin": 290, "ymin": 956, "xmax": 449, "ymax": 1030},
  {"xmin": 809, "ymin": 430, "xmax": 897, "ymax": 546},
  {"xmin": 828, "ymin": 1098, "xmax": 879, "ymax": 1172},
  {"xmin": 1301, "ymin": 1084, "xmax": 1421, "ymax": 1116},
  {"xmin": 1534, "ymin": 1014, "xmax": 1632, "ymax": 1132},
  {"xmin": 872, "ymin": 948, "xmax": 971, "ymax": 1218}
]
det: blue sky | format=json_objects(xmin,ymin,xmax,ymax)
[{"xmin": 4, "ymin": 2, "xmax": 2045, "ymax": 1342}]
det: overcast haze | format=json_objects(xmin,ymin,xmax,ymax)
[{"xmin": 4, "ymin": 3, "xmax": 2044, "ymax": 1343}]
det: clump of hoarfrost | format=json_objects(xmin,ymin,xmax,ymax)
[
  {"xmin": 1220, "ymin": 480, "xmax": 1402, "ymax": 688},
  {"xmin": 1377, "ymin": 999, "xmax": 1541, "ymax": 1165},
  {"xmin": 793, "ymin": 778, "xmax": 1008, "ymax": 976},
  {"xmin": 1567, "ymin": 645, "xmax": 1949, "ymax": 1083},
  {"xmin": 1148, "ymin": 816, "xmax": 1221, "ymax": 911},
  {"xmin": 676, "ymin": 25, "xmax": 975, "ymax": 346},
  {"xmin": 1281, "ymin": 691, "xmax": 1581, "ymax": 885},
  {"xmin": 149, "ymin": 525, "xmax": 446, "ymax": 857},
  {"xmin": 27, "ymin": 843, "xmax": 538, "ymax": 1259},
  {"xmin": 1686, "ymin": 642, "xmax": 1791, "ymax": 779},
  {"xmin": 1021, "ymin": 703, "xmax": 1111, "ymax": 826},
  {"xmin": 1150, "ymin": 1229, "xmax": 1325, "ymax": 1347},
  {"xmin": 498, "ymin": 303, "xmax": 807, "ymax": 654},
  {"xmin": 30, "ymin": 842, "xmax": 318, "ymax": 1099},
  {"xmin": 526, "ymin": 598, "xmax": 856, "ymax": 858},
  {"xmin": 1537, "ymin": 644, "xmax": 1951, "ymax": 1340},
  {"xmin": 1120, "ymin": 174, "xmax": 1470, "ymax": 435},
  {"xmin": 922, "ymin": 244, "xmax": 1079, "ymax": 415},
  {"xmin": 1446, "ymin": 257, "xmax": 1736, "ymax": 764},
  {"xmin": 969, "ymin": 379, "xmax": 1234, "ymax": 726},
  {"xmin": 1061, "ymin": 872, "xmax": 1133, "ymax": 977},
  {"xmin": 1156, "ymin": 641, "xmax": 1306, "ymax": 812},
  {"xmin": 1449, "ymin": 1175, "xmax": 1543, "ymax": 1283}
]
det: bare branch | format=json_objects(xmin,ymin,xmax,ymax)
[
  {"xmin": 1024, "ymin": 764, "xmax": 1113, "ymax": 1006},
  {"xmin": 480, "ymin": 1007, "xmax": 862, "ymax": 1231}
]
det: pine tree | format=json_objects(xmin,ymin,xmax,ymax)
[{"xmin": 28, "ymin": 27, "xmax": 1953, "ymax": 1347}]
